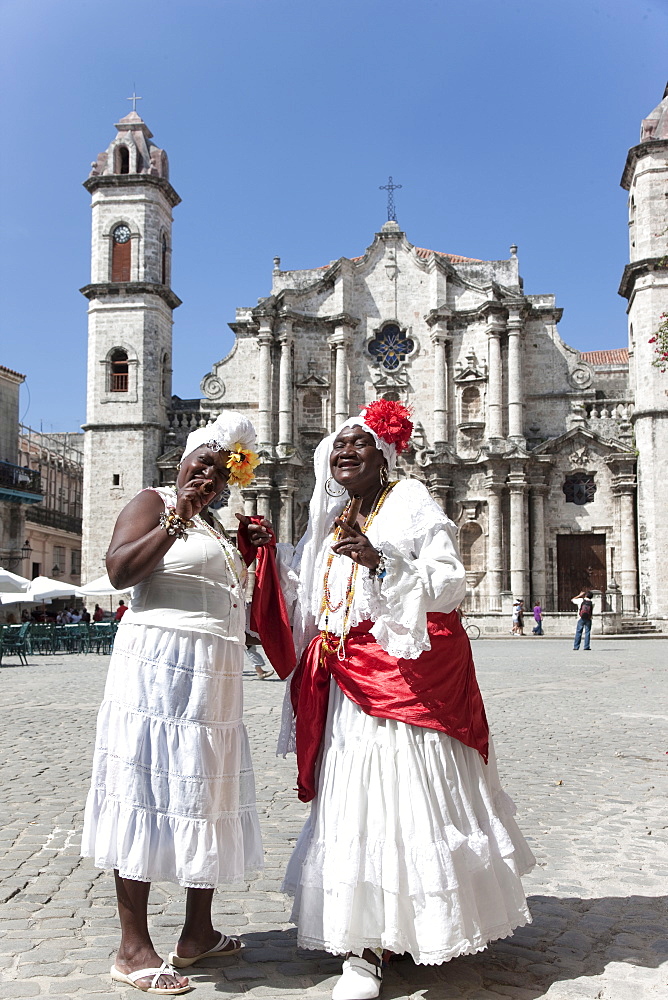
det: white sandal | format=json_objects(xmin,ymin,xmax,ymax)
[
  {"xmin": 331, "ymin": 955, "xmax": 382, "ymax": 1000},
  {"xmin": 110, "ymin": 961, "xmax": 190, "ymax": 994},
  {"xmin": 169, "ymin": 932, "xmax": 243, "ymax": 968}
]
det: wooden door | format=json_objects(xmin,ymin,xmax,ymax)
[{"xmin": 556, "ymin": 534, "xmax": 606, "ymax": 611}]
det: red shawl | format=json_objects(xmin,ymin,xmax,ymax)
[
  {"xmin": 236, "ymin": 519, "xmax": 296, "ymax": 680},
  {"xmin": 290, "ymin": 612, "xmax": 489, "ymax": 802}
]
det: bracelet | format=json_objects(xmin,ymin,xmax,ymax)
[
  {"xmin": 369, "ymin": 549, "xmax": 387, "ymax": 581},
  {"xmin": 159, "ymin": 506, "xmax": 193, "ymax": 539}
]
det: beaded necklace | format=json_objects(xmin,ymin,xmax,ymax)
[
  {"xmin": 320, "ymin": 481, "xmax": 396, "ymax": 661},
  {"xmin": 167, "ymin": 487, "xmax": 244, "ymax": 592}
]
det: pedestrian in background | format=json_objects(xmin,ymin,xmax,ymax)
[
  {"xmin": 245, "ymin": 636, "xmax": 273, "ymax": 679},
  {"xmin": 572, "ymin": 590, "xmax": 594, "ymax": 650},
  {"xmin": 532, "ymin": 602, "xmax": 543, "ymax": 636},
  {"xmin": 114, "ymin": 599, "xmax": 128, "ymax": 621},
  {"xmin": 512, "ymin": 599, "xmax": 525, "ymax": 635}
]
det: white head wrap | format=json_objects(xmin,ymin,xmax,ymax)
[
  {"xmin": 180, "ymin": 411, "xmax": 256, "ymax": 462},
  {"xmin": 292, "ymin": 413, "xmax": 398, "ymax": 659}
]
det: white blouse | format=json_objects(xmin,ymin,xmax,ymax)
[
  {"xmin": 123, "ymin": 488, "xmax": 247, "ymax": 641},
  {"xmin": 281, "ymin": 478, "xmax": 467, "ymax": 661}
]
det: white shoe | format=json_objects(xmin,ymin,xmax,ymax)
[{"xmin": 331, "ymin": 955, "xmax": 382, "ymax": 1000}]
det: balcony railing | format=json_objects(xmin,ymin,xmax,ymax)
[
  {"xmin": 110, "ymin": 372, "xmax": 129, "ymax": 392},
  {"xmin": 0, "ymin": 460, "xmax": 43, "ymax": 504},
  {"xmin": 25, "ymin": 506, "xmax": 82, "ymax": 535}
]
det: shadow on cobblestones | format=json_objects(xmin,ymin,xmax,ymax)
[{"xmin": 1, "ymin": 643, "xmax": 667, "ymax": 998}]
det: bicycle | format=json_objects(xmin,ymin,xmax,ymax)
[{"xmin": 463, "ymin": 620, "xmax": 480, "ymax": 640}]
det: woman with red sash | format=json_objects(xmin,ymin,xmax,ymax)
[{"xmin": 243, "ymin": 401, "xmax": 535, "ymax": 1000}]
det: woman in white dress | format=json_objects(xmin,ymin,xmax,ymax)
[
  {"xmin": 82, "ymin": 413, "xmax": 262, "ymax": 995},
  {"xmin": 245, "ymin": 400, "xmax": 536, "ymax": 1000}
]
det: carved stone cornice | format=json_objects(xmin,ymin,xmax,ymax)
[
  {"xmin": 618, "ymin": 258, "xmax": 668, "ymax": 300},
  {"xmin": 80, "ymin": 282, "xmax": 182, "ymax": 310},
  {"xmin": 83, "ymin": 172, "xmax": 181, "ymax": 208},
  {"xmin": 621, "ymin": 137, "xmax": 668, "ymax": 190}
]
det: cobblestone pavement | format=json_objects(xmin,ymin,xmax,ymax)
[{"xmin": 0, "ymin": 638, "xmax": 666, "ymax": 1000}]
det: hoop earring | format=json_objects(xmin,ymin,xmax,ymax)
[
  {"xmin": 177, "ymin": 462, "xmax": 182, "ymax": 470},
  {"xmin": 325, "ymin": 476, "xmax": 346, "ymax": 497},
  {"xmin": 379, "ymin": 466, "xmax": 389, "ymax": 487}
]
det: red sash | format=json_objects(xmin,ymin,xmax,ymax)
[{"xmin": 291, "ymin": 612, "xmax": 489, "ymax": 802}]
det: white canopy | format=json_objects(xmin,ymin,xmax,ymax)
[
  {"xmin": 77, "ymin": 574, "xmax": 130, "ymax": 597},
  {"xmin": 0, "ymin": 591, "xmax": 42, "ymax": 606},
  {"xmin": 27, "ymin": 576, "xmax": 81, "ymax": 602},
  {"xmin": 0, "ymin": 567, "xmax": 31, "ymax": 593}
]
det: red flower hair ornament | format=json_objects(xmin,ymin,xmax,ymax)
[{"xmin": 361, "ymin": 400, "xmax": 413, "ymax": 454}]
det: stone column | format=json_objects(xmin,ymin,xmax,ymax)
[
  {"xmin": 277, "ymin": 468, "xmax": 297, "ymax": 544},
  {"xmin": 242, "ymin": 490, "xmax": 257, "ymax": 517},
  {"xmin": 508, "ymin": 461, "xmax": 528, "ymax": 601},
  {"xmin": 507, "ymin": 308, "xmax": 524, "ymax": 443},
  {"xmin": 431, "ymin": 324, "xmax": 450, "ymax": 447},
  {"xmin": 529, "ymin": 482, "xmax": 548, "ymax": 606},
  {"xmin": 486, "ymin": 315, "xmax": 505, "ymax": 444},
  {"xmin": 278, "ymin": 488, "xmax": 294, "ymax": 543},
  {"xmin": 618, "ymin": 486, "xmax": 638, "ymax": 612},
  {"xmin": 277, "ymin": 318, "xmax": 294, "ymax": 455},
  {"xmin": 256, "ymin": 316, "xmax": 274, "ymax": 450},
  {"xmin": 328, "ymin": 323, "xmax": 352, "ymax": 428},
  {"xmin": 607, "ymin": 457, "xmax": 638, "ymax": 614},
  {"xmin": 254, "ymin": 477, "xmax": 272, "ymax": 521},
  {"xmin": 485, "ymin": 470, "xmax": 504, "ymax": 611}
]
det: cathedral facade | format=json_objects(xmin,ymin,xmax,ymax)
[{"xmin": 81, "ymin": 88, "xmax": 668, "ymax": 627}]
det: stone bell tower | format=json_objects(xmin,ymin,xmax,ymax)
[
  {"xmin": 80, "ymin": 109, "xmax": 181, "ymax": 581},
  {"xmin": 619, "ymin": 84, "xmax": 668, "ymax": 618}
]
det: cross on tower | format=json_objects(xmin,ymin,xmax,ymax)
[
  {"xmin": 379, "ymin": 175, "xmax": 402, "ymax": 222},
  {"xmin": 127, "ymin": 90, "xmax": 143, "ymax": 113}
]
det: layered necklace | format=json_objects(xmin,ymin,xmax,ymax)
[
  {"xmin": 320, "ymin": 481, "xmax": 396, "ymax": 660},
  {"xmin": 167, "ymin": 486, "xmax": 244, "ymax": 592}
]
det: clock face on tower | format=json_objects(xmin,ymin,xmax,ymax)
[{"xmin": 113, "ymin": 224, "xmax": 131, "ymax": 244}]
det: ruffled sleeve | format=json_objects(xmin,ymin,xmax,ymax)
[{"xmin": 368, "ymin": 485, "xmax": 467, "ymax": 659}]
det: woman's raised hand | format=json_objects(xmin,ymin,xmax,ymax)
[
  {"xmin": 331, "ymin": 519, "xmax": 381, "ymax": 570},
  {"xmin": 235, "ymin": 513, "xmax": 273, "ymax": 547},
  {"xmin": 174, "ymin": 477, "xmax": 217, "ymax": 520}
]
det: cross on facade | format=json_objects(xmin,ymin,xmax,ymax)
[
  {"xmin": 379, "ymin": 175, "xmax": 402, "ymax": 222},
  {"xmin": 127, "ymin": 90, "xmax": 143, "ymax": 113}
]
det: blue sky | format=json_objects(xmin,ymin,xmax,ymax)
[{"xmin": 1, "ymin": 0, "xmax": 667, "ymax": 431}]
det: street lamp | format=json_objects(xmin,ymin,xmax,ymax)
[{"xmin": 6, "ymin": 540, "xmax": 32, "ymax": 570}]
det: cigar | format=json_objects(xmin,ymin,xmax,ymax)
[
  {"xmin": 196, "ymin": 479, "xmax": 214, "ymax": 496},
  {"xmin": 344, "ymin": 494, "xmax": 363, "ymax": 527}
]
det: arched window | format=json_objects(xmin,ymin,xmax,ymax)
[
  {"xmin": 110, "ymin": 350, "xmax": 129, "ymax": 392},
  {"xmin": 161, "ymin": 234, "xmax": 168, "ymax": 284},
  {"xmin": 461, "ymin": 386, "xmax": 481, "ymax": 421},
  {"xmin": 382, "ymin": 391, "xmax": 401, "ymax": 402},
  {"xmin": 116, "ymin": 145, "xmax": 130, "ymax": 174},
  {"xmin": 368, "ymin": 324, "xmax": 414, "ymax": 371},
  {"xmin": 111, "ymin": 224, "xmax": 132, "ymax": 282}
]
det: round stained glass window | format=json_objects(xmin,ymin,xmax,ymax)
[{"xmin": 368, "ymin": 324, "xmax": 414, "ymax": 371}]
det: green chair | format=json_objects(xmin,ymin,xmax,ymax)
[
  {"xmin": 0, "ymin": 622, "xmax": 31, "ymax": 666},
  {"xmin": 31, "ymin": 623, "xmax": 56, "ymax": 655}
]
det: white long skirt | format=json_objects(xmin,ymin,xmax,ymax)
[
  {"xmin": 82, "ymin": 623, "xmax": 263, "ymax": 888},
  {"xmin": 283, "ymin": 680, "xmax": 535, "ymax": 965}
]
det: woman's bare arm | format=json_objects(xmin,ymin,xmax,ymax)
[{"xmin": 107, "ymin": 478, "xmax": 216, "ymax": 590}]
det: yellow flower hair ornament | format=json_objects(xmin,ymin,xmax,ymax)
[{"xmin": 226, "ymin": 445, "xmax": 260, "ymax": 487}]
